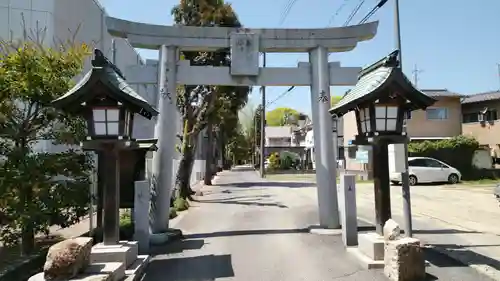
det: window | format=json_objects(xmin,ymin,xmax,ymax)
[
  {"xmin": 408, "ymin": 158, "xmax": 445, "ymax": 168},
  {"xmin": 426, "ymin": 108, "xmax": 448, "ymax": 120},
  {"xmin": 462, "ymin": 110, "xmax": 498, "ymax": 123},
  {"xmin": 462, "ymin": 112, "xmax": 478, "ymax": 123},
  {"xmin": 93, "ymin": 108, "xmax": 120, "ymax": 135}
]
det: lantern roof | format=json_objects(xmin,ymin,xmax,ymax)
[
  {"xmin": 329, "ymin": 50, "xmax": 436, "ymax": 117},
  {"xmin": 52, "ymin": 49, "xmax": 159, "ymax": 119}
]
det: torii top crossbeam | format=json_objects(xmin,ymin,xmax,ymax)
[{"xmin": 106, "ymin": 17, "xmax": 378, "ymax": 52}]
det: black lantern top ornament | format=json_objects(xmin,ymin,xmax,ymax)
[
  {"xmin": 52, "ymin": 49, "xmax": 159, "ymax": 141},
  {"xmin": 329, "ymin": 50, "xmax": 436, "ymax": 144}
]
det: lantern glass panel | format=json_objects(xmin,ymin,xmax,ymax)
[
  {"xmin": 374, "ymin": 105, "xmax": 399, "ymax": 132},
  {"xmin": 93, "ymin": 109, "xmax": 106, "ymax": 122},
  {"xmin": 359, "ymin": 107, "xmax": 371, "ymax": 133},
  {"xmin": 94, "ymin": 123, "xmax": 106, "ymax": 135},
  {"xmin": 92, "ymin": 107, "xmax": 120, "ymax": 136}
]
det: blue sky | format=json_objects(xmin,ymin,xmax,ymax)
[{"xmin": 101, "ymin": 0, "xmax": 500, "ymax": 116}]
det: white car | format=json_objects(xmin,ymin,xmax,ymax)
[{"xmin": 390, "ymin": 157, "xmax": 461, "ymax": 186}]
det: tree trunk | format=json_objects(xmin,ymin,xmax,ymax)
[
  {"xmin": 20, "ymin": 185, "xmax": 34, "ymax": 256},
  {"xmin": 204, "ymin": 122, "xmax": 213, "ymax": 186},
  {"xmin": 174, "ymin": 120, "xmax": 198, "ymax": 200},
  {"xmin": 174, "ymin": 143, "xmax": 195, "ymax": 200}
]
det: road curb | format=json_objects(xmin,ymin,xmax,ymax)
[{"xmin": 356, "ymin": 216, "xmax": 500, "ymax": 280}]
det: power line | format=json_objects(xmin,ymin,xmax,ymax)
[
  {"xmin": 328, "ymin": 0, "xmax": 351, "ymax": 26},
  {"xmin": 343, "ymin": 0, "xmax": 365, "ymax": 26},
  {"xmin": 279, "ymin": 0, "xmax": 300, "ymax": 26},
  {"xmin": 266, "ymin": 86, "xmax": 296, "ymax": 107},
  {"xmin": 358, "ymin": 0, "xmax": 388, "ymax": 24}
]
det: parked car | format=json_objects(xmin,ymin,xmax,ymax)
[
  {"xmin": 390, "ymin": 157, "xmax": 461, "ymax": 186},
  {"xmin": 494, "ymin": 184, "xmax": 500, "ymax": 204}
]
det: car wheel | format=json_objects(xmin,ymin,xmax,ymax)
[
  {"xmin": 408, "ymin": 175, "xmax": 418, "ymax": 186},
  {"xmin": 448, "ymin": 173, "xmax": 459, "ymax": 184}
]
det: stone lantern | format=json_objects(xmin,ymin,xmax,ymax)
[
  {"xmin": 52, "ymin": 49, "xmax": 158, "ymax": 245},
  {"xmin": 329, "ymin": 50, "xmax": 436, "ymax": 236}
]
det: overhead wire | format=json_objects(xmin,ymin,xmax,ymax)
[
  {"xmin": 278, "ymin": 0, "xmax": 300, "ymax": 26},
  {"xmin": 358, "ymin": 0, "xmax": 388, "ymax": 24},
  {"xmin": 343, "ymin": 0, "xmax": 365, "ymax": 26},
  {"xmin": 328, "ymin": 0, "xmax": 351, "ymax": 26},
  {"xmin": 268, "ymin": 0, "xmax": 373, "ymax": 107}
]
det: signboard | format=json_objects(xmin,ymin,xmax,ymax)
[{"xmin": 355, "ymin": 149, "xmax": 369, "ymax": 164}]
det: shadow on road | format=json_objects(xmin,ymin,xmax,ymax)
[
  {"xmin": 149, "ymin": 239, "xmax": 206, "ymax": 255},
  {"xmin": 144, "ymin": 254, "xmax": 234, "ymax": 281},
  {"xmin": 414, "ymin": 229, "xmax": 480, "ymax": 235},
  {"xmin": 430, "ymin": 243, "xmax": 500, "ymax": 272},
  {"xmin": 216, "ymin": 181, "xmax": 316, "ymax": 188},
  {"xmin": 184, "ymin": 228, "xmax": 309, "ymax": 239},
  {"xmin": 196, "ymin": 194, "xmax": 288, "ymax": 208}
]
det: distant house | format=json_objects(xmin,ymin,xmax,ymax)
[{"xmin": 461, "ymin": 91, "xmax": 500, "ymax": 159}]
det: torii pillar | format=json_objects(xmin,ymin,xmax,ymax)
[{"xmin": 106, "ymin": 17, "xmax": 378, "ymax": 236}]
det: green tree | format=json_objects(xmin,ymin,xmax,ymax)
[
  {"xmin": 331, "ymin": 95, "xmax": 342, "ymax": 107},
  {"xmin": 0, "ymin": 38, "xmax": 92, "ymax": 255},
  {"xmin": 171, "ymin": 0, "xmax": 250, "ymax": 199},
  {"xmin": 266, "ymin": 107, "xmax": 301, "ymax": 126}
]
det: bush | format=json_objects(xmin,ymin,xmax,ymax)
[
  {"xmin": 280, "ymin": 155, "xmax": 293, "ymax": 170},
  {"xmin": 408, "ymin": 136, "xmax": 480, "ymax": 179},
  {"xmin": 268, "ymin": 153, "xmax": 280, "ymax": 170},
  {"xmin": 173, "ymin": 198, "xmax": 189, "ymax": 212}
]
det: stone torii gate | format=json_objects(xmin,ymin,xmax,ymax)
[{"xmin": 106, "ymin": 17, "xmax": 378, "ymax": 238}]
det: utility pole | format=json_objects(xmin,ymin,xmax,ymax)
[
  {"xmin": 412, "ymin": 64, "xmax": 423, "ymax": 88},
  {"xmin": 395, "ymin": 0, "xmax": 413, "ymax": 238},
  {"xmin": 204, "ymin": 123, "xmax": 213, "ymax": 185},
  {"xmin": 259, "ymin": 53, "xmax": 267, "ymax": 178},
  {"xmin": 497, "ymin": 63, "xmax": 500, "ymax": 91}
]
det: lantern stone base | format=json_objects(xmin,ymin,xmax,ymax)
[
  {"xmin": 384, "ymin": 237, "xmax": 426, "ymax": 281},
  {"xmin": 90, "ymin": 241, "xmax": 150, "ymax": 281},
  {"xmin": 346, "ymin": 233, "xmax": 385, "ymax": 269}
]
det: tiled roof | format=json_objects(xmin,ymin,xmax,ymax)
[
  {"xmin": 330, "ymin": 50, "xmax": 435, "ymax": 116},
  {"xmin": 421, "ymin": 89, "xmax": 462, "ymax": 98},
  {"xmin": 461, "ymin": 91, "xmax": 500, "ymax": 104}
]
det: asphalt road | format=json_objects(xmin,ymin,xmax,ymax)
[{"xmin": 142, "ymin": 167, "xmax": 493, "ymax": 281}]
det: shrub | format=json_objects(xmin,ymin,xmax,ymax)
[
  {"xmin": 173, "ymin": 198, "xmax": 189, "ymax": 212},
  {"xmin": 408, "ymin": 135, "xmax": 480, "ymax": 179},
  {"xmin": 268, "ymin": 153, "xmax": 280, "ymax": 170}
]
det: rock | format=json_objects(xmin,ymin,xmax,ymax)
[
  {"xmin": 383, "ymin": 219, "xmax": 401, "ymax": 241},
  {"xmin": 43, "ymin": 237, "xmax": 93, "ymax": 281},
  {"xmin": 384, "ymin": 237, "xmax": 425, "ymax": 281}
]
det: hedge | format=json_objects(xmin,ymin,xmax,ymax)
[{"xmin": 408, "ymin": 136, "xmax": 480, "ymax": 180}]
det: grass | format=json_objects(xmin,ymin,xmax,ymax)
[
  {"xmin": 459, "ymin": 178, "xmax": 499, "ymax": 186},
  {"xmin": 265, "ymin": 173, "xmax": 373, "ymax": 184}
]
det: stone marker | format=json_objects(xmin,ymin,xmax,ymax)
[
  {"xmin": 383, "ymin": 220, "xmax": 425, "ymax": 281},
  {"xmin": 134, "ymin": 180, "xmax": 150, "ymax": 254},
  {"xmin": 384, "ymin": 237, "xmax": 425, "ymax": 281},
  {"xmin": 383, "ymin": 219, "xmax": 401, "ymax": 241},
  {"xmin": 43, "ymin": 237, "xmax": 93, "ymax": 281}
]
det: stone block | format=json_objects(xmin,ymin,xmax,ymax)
[
  {"xmin": 358, "ymin": 232, "xmax": 385, "ymax": 261},
  {"xmin": 383, "ymin": 219, "xmax": 401, "ymax": 241},
  {"xmin": 85, "ymin": 262, "xmax": 124, "ymax": 281},
  {"xmin": 90, "ymin": 243, "xmax": 136, "ymax": 268},
  {"xmin": 384, "ymin": 237, "xmax": 425, "ymax": 281},
  {"xmin": 43, "ymin": 237, "xmax": 93, "ymax": 281}
]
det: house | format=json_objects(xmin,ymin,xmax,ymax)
[
  {"xmin": 265, "ymin": 126, "xmax": 294, "ymax": 147},
  {"xmin": 461, "ymin": 91, "xmax": 500, "ymax": 158},
  {"xmin": 343, "ymin": 89, "xmax": 463, "ymax": 171},
  {"xmin": 291, "ymin": 117, "xmax": 345, "ymax": 169}
]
